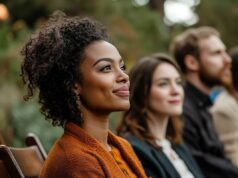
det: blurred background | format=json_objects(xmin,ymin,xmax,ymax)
[{"xmin": 0, "ymin": 0, "xmax": 238, "ymax": 151}]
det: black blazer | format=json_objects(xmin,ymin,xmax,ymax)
[{"xmin": 126, "ymin": 135, "xmax": 205, "ymax": 178}]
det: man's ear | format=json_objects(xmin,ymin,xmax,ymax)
[
  {"xmin": 184, "ymin": 54, "xmax": 199, "ymax": 72},
  {"xmin": 73, "ymin": 83, "xmax": 82, "ymax": 95}
]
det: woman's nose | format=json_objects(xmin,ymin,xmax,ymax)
[
  {"xmin": 170, "ymin": 83, "xmax": 180, "ymax": 95},
  {"xmin": 116, "ymin": 68, "xmax": 129, "ymax": 83}
]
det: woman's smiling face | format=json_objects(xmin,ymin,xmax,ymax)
[
  {"xmin": 148, "ymin": 62, "xmax": 184, "ymax": 117},
  {"xmin": 75, "ymin": 40, "xmax": 130, "ymax": 113}
]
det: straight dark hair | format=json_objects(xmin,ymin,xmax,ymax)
[
  {"xmin": 118, "ymin": 53, "xmax": 183, "ymax": 148},
  {"xmin": 229, "ymin": 47, "xmax": 238, "ymax": 91},
  {"xmin": 225, "ymin": 47, "xmax": 238, "ymax": 100}
]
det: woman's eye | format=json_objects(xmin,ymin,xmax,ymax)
[
  {"xmin": 120, "ymin": 64, "xmax": 126, "ymax": 71},
  {"xmin": 158, "ymin": 82, "xmax": 168, "ymax": 87},
  {"xmin": 100, "ymin": 65, "xmax": 112, "ymax": 72}
]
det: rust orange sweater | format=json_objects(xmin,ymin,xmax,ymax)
[{"xmin": 40, "ymin": 122, "xmax": 147, "ymax": 178}]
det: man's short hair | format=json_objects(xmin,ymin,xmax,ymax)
[{"xmin": 170, "ymin": 26, "xmax": 220, "ymax": 74}]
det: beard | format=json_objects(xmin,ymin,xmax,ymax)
[{"xmin": 199, "ymin": 64, "xmax": 232, "ymax": 88}]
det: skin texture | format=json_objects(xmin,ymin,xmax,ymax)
[{"xmin": 198, "ymin": 35, "xmax": 231, "ymax": 88}]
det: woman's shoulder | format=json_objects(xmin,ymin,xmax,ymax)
[
  {"xmin": 46, "ymin": 130, "xmax": 107, "ymax": 166},
  {"xmin": 110, "ymin": 133, "xmax": 153, "ymax": 158},
  {"xmin": 121, "ymin": 134, "xmax": 155, "ymax": 154},
  {"xmin": 123, "ymin": 134, "xmax": 145, "ymax": 146},
  {"xmin": 47, "ymin": 133, "xmax": 100, "ymax": 161},
  {"xmin": 40, "ymin": 136, "xmax": 104, "ymax": 178}
]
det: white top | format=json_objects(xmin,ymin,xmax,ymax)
[{"xmin": 156, "ymin": 139, "xmax": 195, "ymax": 178}]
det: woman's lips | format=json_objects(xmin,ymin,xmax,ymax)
[
  {"xmin": 113, "ymin": 86, "xmax": 129, "ymax": 97},
  {"xmin": 168, "ymin": 99, "xmax": 181, "ymax": 105}
]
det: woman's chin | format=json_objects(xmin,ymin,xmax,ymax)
[
  {"xmin": 115, "ymin": 103, "xmax": 130, "ymax": 111},
  {"xmin": 170, "ymin": 110, "xmax": 182, "ymax": 117}
]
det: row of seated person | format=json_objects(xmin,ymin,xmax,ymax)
[{"xmin": 0, "ymin": 133, "xmax": 47, "ymax": 178}]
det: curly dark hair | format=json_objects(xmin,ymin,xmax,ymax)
[{"xmin": 21, "ymin": 11, "xmax": 109, "ymax": 127}]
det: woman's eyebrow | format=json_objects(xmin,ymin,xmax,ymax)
[
  {"xmin": 153, "ymin": 77, "xmax": 181, "ymax": 82},
  {"xmin": 93, "ymin": 58, "xmax": 113, "ymax": 66},
  {"xmin": 93, "ymin": 57, "xmax": 123, "ymax": 66}
]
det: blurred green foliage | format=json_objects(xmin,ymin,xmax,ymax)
[
  {"xmin": 1, "ymin": 0, "xmax": 238, "ymax": 151},
  {"xmin": 10, "ymin": 97, "xmax": 62, "ymax": 151}
]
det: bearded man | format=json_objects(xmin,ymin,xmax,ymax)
[{"xmin": 170, "ymin": 26, "xmax": 238, "ymax": 178}]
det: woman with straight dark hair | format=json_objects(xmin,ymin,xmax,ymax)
[
  {"xmin": 21, "ymin": 11, "xmax": 147, "ymax": 178},
  {"xmin": 118, "ymin": 53, "xmax": 205, "ymax": 178}
]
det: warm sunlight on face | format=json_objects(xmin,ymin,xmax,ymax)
[
  {"xmin": 148, "ymin": 63, "xmax": 184, "ymax": 117},
  {"xmin": 77, "ymin": 40, "xmax": 130, "ymax": 113}
]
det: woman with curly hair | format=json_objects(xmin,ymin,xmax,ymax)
[
  {"xmin": 118, "ymin": 54, "xmax": 205, "ymax": 178},
  {"xmin": 21, "ymin": 11, "xmax": 147, "ymax": 178}
]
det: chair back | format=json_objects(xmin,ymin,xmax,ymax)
[
  {"xmin": 25, "ymin": 133, "xmax": 47, "ymax": 160},
  {"xmin": 0, "ymin": 160, "xmax": 11, "ymax": 178},
  {"xmin": 0, "ymin": 144, "xmax": 45, "ymax": 178},
  {"xmin": 0, "ymin": 145, "xmax": 24, "ymax": 178}
]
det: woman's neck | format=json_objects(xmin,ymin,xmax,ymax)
[
  {"xmin": 81, "ymin": 109, "xmax": 111, "ymax": 151},
  {"xmin": 146, "ymin": 111, "xmax": 169, "ymax": 140}
]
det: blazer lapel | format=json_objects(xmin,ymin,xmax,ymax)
[
  {"xmin": 174, "ymin": 146, "xmax": 203, "ymax": 178},
  {"xmin": 152, "ymin": 149, "xmax": 181, "ymax": 178}
]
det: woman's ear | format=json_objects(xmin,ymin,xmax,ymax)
[
  {"xmin": 184, "ymin": 54, "xmax": 199, "ymax": 72},
  {"xmin": 73, "ymin": 83, "xmax": 82, "ymax": 95}
]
